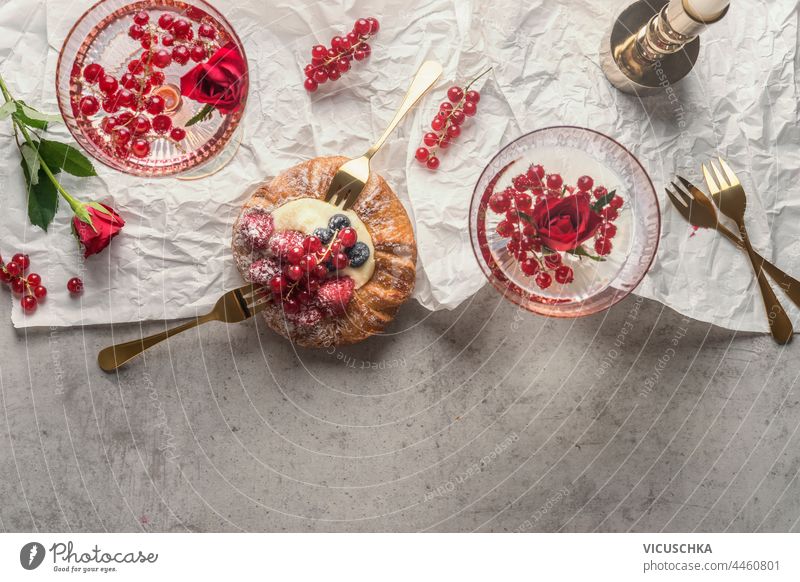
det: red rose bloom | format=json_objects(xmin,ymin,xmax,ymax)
[
  {"xmin": 180, "ymin": 42, "xmax": 246, "ymax": 114},
  {"xmin": 72, "ymin": 204, "xmax": 125, "ymax": 258},
  {"xmin": 530, "ymin": 193, "xmax": 603, "ymax": 252}
]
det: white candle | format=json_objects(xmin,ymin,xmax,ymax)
[{"xmin": 683, "ymin": 0, "xmax": 730, "ymax": 21}]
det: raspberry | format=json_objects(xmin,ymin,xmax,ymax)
[
  {"xmin": 268, "ymin": 229, "xmax": 306, "ymax": 258},
  {"xmin": 239, "ymin": 210, "xmax": 274, "ymax": 250},
  {"xmin": 315, "ymin": 276, "xmax": 355, "ymax": 315},
  {"xmin": 247, "ymin": 257, "xmax": 281, "ymax": 285}
]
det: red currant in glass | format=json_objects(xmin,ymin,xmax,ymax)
[
  {"xmin": 131, "ymin": 138, "xmax": 151, "ymax": 158},
  {"xmin": 514, "ymin": 192, "xmax": 532, "ymax": 211},
  {"xmin": 117, "ymin": 89, "xmax": 135, "ymax": 108},
  {"xmin": 67, "ymin": 277, "xmax": 84, "ymax": 294},
  {"xmin": 520, "ymin": 259, "xmax": 540, "ymax": 277},
  {"xmin": 172, "ymin": 19, "xmax": 191, "ymax": 39},
  {"xmin": 120, "ymin": 73, "xmax": 138, "ymax": 89},
  {"xmin": 33, "ymin": 285, "xmax": 47, "ymax": 299},
  {"xmin": 190, "ymin": 45, "xmax": 207, "ymax": 62},
  {"xmin": 496, "ymin": 220, "xmax": 514, "ymax": 237},
  {"xmin": 546, "ymin": 174, "xmax": 563, "ymax": 190},
  {"xmin": 128, "ymin": 24, "xmax": 144, "ymax": 40},
  {"xmin": 158, "ymin": 13, "xmax": 175, "ymax": 30},
  {"xmin": 463, "ymin": 101, "xmax": 477, "ymax": 116},
  {"xmin": 83, "ymin": 63, "xmax": 104, "ymax": 84},
  {"xmin": 79, "ymin": 96, "xmax": 100, "ymax": 116},
  {"xmin": 595, "ymin": 237, "xmax": 612, "ymax": 256},
  {"xmin": 152, "ymin": 114, "xmax": 172, "ymax": 134},
  {"xmin": 26, "ymin": 273, "xmax": 41, "ymax": 286},
  {"xmin": 152, "ymin": 49, "xmax": 172, "ymax": 68},
  {"xmin": 21, "ymin": 295, "xmax": 37, "ymax": 313},
  {"xmin": 112, "ymin": 126, "xmax": 132, "ymax": 145},
  {"xmin": 447, "ymin": 86, "xmax": 464, "ymax": 102},
  {"xmin": 304, "ymin": 78, "xmax": 318, "ymax": 92},
  {"xmin": 426, "ymin": 156, "xmax": 440, "ymax": 170},
  {"xmin": 12, "ymin": 254, "xmax": 30, "ymax": 270},
  {"xmin": 488, "ymin": 191, "xmax": 511, "ymax": 213},
  {"xmin": 577, "ymin": 175, "xmax": 594, "ymax": 192},
  {"xmin": 555, "ymin": 266, "xmax": 574, "ymax": 285},
  {"xmin": 535, "ymin": 271, "xmax": 552, "ymax": 289},
  {"xmin": 198, "ymin": 24, "xmax": 216, "ymax": 39},
  {"xmin": 601, "ymin": 207, "xmax": 619, "ymax": 221},
  {"xmin": 172, "ymin": 45, "xmax": 190, "ymax": 65},
  {"xmin": 117, "ymin": 111, "xmax": 134, "ymax": 126},
  {"xmin": 103, "ymin": 95, "xmax": 121, "ymax": 113},
  {"xmin": 100, "ymin": 116, "xmax": 118, "ymax": 134},
  {"xmin": 132, "ymin": 115, "xmax": 151, "ymax": 135},
  {"xmin": 415, "ymin": 147, "xmax": 429, "ymax": 162},
  {"xmin": 133, "ymin": 11, "xmax": 149, "ymax": 25},
  {"xmin": 161, "ymin": 34, "xmax": 175, "ymax": 47},
  {"xmin": 98, "ymin": 75, "xmax": 118, "ymax": 94},
  {"xmin": 528, "ymin": 164, "xmax": 545, "ymax": 182},
  {"xmin": 145, "ymin": 95, "xmax": 165, "ymax": 115},
  {"xmin": 170, "ymin": 127, "xmax": 186, "ymax": 141},
  {"xmin": 465, "ymin": 90, "xmax": 480, "ymax": 103}
]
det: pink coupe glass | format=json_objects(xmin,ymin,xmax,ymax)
[{"xmin": 56, "ymin": 0, "xmax": 248, "ymax": 178}]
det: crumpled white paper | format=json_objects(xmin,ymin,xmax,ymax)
[{"xmin": 0, "ymin": 0, "xmax": 798, "ymax": 333}]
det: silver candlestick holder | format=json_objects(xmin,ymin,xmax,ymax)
[{"xmin": 601, "ymin": 0, "xmax": 729, "ymax": 95}]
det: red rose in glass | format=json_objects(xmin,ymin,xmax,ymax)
[
  {"xmin": 530, "ymin": 192, "xmax": 603, "ymax": 252},
  {"xmin": 180, "ymin": 42, "xmax": 246, "ymax": 114},
  {"xmin": 72, "ymin": 204, "xmax": 126, "ymax": 258}
]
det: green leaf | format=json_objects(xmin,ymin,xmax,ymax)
[
  {"xmin": 566, "ymin": 245, "xmax": 606, "ymax": 262},
  {"xmin": 185, "ymin": 103, "xmax": 215, "ymax": 127},
  {"xmin": 0, "ymin": 101, "xmax": 15, "ymax": 120},
  {"xmin": 20, "ymin": 143, "xmax": 41, "ymax": 185},
  {"xmin": 38, "ymin": 139, "xmax": 97, "ymax": 177},
  {"xmin": 27, "ymin": 168, "xmax": 59, "ymax": 231},
  {"xmin": 14, "ymin": 101, "xmax": 62, "ymax": 130},
  {"xmin": 590, "ymin": 189, "xmax": 617, "ymax": 213}
]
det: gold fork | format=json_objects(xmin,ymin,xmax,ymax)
[
  {"xmin": 702, "ymin": 158, "xmax": 793, "ymax": 344},
  {"xmin": 324, "ymin": 60, "xmax": 442, "ymax": 210},
  {"xmin": 97, "ymin": 284, "xmax": 270, "ymax": 372},
  {"xmin": 666, "ymin": 176, "xmax": 800, "ymax": 309}
]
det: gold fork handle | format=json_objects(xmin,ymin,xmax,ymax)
[
  {"xmin": 365, "ymin": 61, "xmax": 443, "ymax": 159},
  {"xmin": 97, "ymin": 314, "xmax": 216, "ymax": 372},
  {"xmin": 714, "ymin": 223, "xmax": 800, "ymax": 310},
  {"xmin": 736, "ymin": 223, "xmax": 794, "ymax": 344}
]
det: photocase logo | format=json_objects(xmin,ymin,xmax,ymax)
[{"xmin": 20, "ymin": 542, "xmax": 46, "ymax": 570}]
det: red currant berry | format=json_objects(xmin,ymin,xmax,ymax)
[
  {"xmin": 426, "ymin": 156, "xmax": 440, "ymax": 170},
  {"xmin": 296, "ymin": 290, "xmax": 313, "ymax": 305},
  {"xmin": 287, "ymin": 245, "xmax": 305, "ymax": 265},
  {"xmin": 544, "ymin": 253, "xmax": 562, "ymax": 269},
  {"xmin": 304, "ymin": 78, "xmax": 318, "ymax": 92},
  {"xmin": 161, "ymin": 34, "xmax": 175, "ymax": 47},
  {"xmin": 601, "ymin": 207, "xmax": 619, "ymax": 221},
  {"xmin": 133, "ymin": 11, "xmax": 149, "ymax": 25},
  {"xmin": 198, "ymin": 24, "xmax": 216, "ymax": 39},
  {"xmin": 593, "ymin": 186, "xmax": 608, "ymax": 200},
  {"xmin": 345, "ymin": 31, "xmax": 359, "ymax": 46},
  {"xmin": 465, "ymin": 90, "xmax": 480, "ymax": 103},
  {"xmin": 331, "ymin": 36, "xmax": 346, "ymax": 52},
  {"xmin": 555, "ymin": 266, "xmax": 574, "ymax": 285},
  {"xmin": 117, "ymin": 89, "xmax": 135, "ymax": 108},
  {"xmin": 311, "ymin": 45, "xmax": 327, "ymax": 60},
  {"xmin": 353, "ymin": 50, "xmax": 367, "ymax": 61},
  {"xmin": 172, "ymin": 45, "xmax": 190, "ymax": 65},
  {"xmin": 415, "ymin": 147, "xmax": 429, "ymax": 162},
  {"xmin": 132, "ymin": 115, "xmax": 150, "ymax": 135},
  {"xmin": 355, "ymin": 18, "xmax": 371, "ymax": 35},
  {"xmin": 99, "ymin": 75, "xmax": 119, "ymax": 94},
  {"xmin": 26, "ymin": 273, "xmax": 41, "ymax": 286},
  {"xmin": 431, "ymin": 117, "xmax": 445, "ymax": 131},
  {"xmin": 609, "ymin": 196, "xmax": 624, "ymax": 210},
  {"xmin": 151, "ymin": 114, "xmax": 172, "ymax": 134},
  {"xmin": 120, "ymin": 73, "xmax": 138, "ymax": 89},
  {"xmin": 145, "ymin": 95, "xmax": 166, "ymax": 115},
  {"xmin": 117, "ymin": 111, "xmax": 134, "ymax": 126},
  {"xmin": 423, "ymin": 132, "xmax": 439, "ymax": 147},
  {"xmin": 21, "ymin": 295, "xmax": 37, "ymax": 313},
  {"xmin": 327, "ymin": 67, "xmax": 341, "ymax": 81},
  {"xmin": 101, "ymin": 116, "xmax": 118, "ymax": 133},
  {"xmin": 298, "ymin": 254, "xmax": 317, "ymax": 272},
  {"xmin": 513, "ymin": 174, "xmax": 531, "ymax": 191},
  {"xmin": 446, "ymin": 124, "xmax": 461, "ymax": 139},
  {"xmin": 366, "ymin": 17, "xmax": 380, "ymax": 33},
  {"xmin": 131, "ymin": 138, "xmax": 151, "ymax": 158},
  {"xmin": 83, "ymin": 63, "xmax": 104, "ymax": 83},
  {"xmin": 152, "ymin": 49, "xmax": 172, "ymax": 68},
  {"xmin": 269, "ymin": 275, "xmax": 287, "ymax": 295},
  {"xmin": 302, "ymin": 236, "xmax": 322, "ymax": 254},
  {"xmin": 12, "ymin": 254, "xmax": 30, "ymax": 270},
  {"xmin": 339, "ymin": 227, "xmax": 357, "ymax": 248},
  {"xmin": 336, "ymin": 58, "xmax": 350, "ymax": 72},
  {"xmin": 170, "ymin": 127, "xmax": 186, "ymax": 141},
  {"xmin": 496, "ymin": 219, "xmax": 515, "ymax": 237},
  {"xmin": 11, "ymin": 277, "xmax": 25, "ymax": 294},
  {"xmin": 577, "ymin": 175, "xmax": 594, "ymax": 192},
  {"xmin": 33, "ymin": 285, "xmax": 47, "ymax": 299},
  {"xmin": 599, "ymin": 223, "xmax": 617, "ymax": 238},
  {"xmin": 528, "ymin": 164, "xmax": 545, "ymax": 183},
  {"xmin": 520, "ymin": 259, "xmax": 540, "ymax": 276},
  {"xmin": 595, "ymin": 237, "xmax": 612, "ymax": 255},
  {"xmin": 190, "ymin": 45, "xmax": 206, "ymax": 62},
  {"xmin": 313, "ymin": 69, "xmax": 328, "ymax": 84},
  {"xmin": 172, "ymin": 19, "xmax": 191, "ymax": 38},
  {"xmin": 282, "ymin": 298, "xmax": 300, "ymax": 314},
  {"xmin": 514, "ymin": 192, "xmax": 533, "ymax": 211},
  {"xmin": 535, "ymin": 271, "xmax": 553, "ymax": 289},
  {"xmin": 67, "ymin": 277, "xmax": 84, "ymax": 294},
  {"xmin": 128, "ymin": 24, "xmax": 145, "ymax": 40},
  {"xmin": 304, "ymin": 64, "xmax": 315, "ymax": 78},
  {"xmin": 447, "ymin": 86, "xmax": 464, "ymax": 102},
  {"xmin": 79, "ymin": 96, "xmax": 100, "ymax": 116},
  {"xmin": 332, "ymin": 252, "xmax": 350, "ymax": 270},
  {"xmin": 311, "ymin": 264, "xmax": 327, "ymax": 280},
  {"xmin": 286, "ymin": 265, "xmax": 304, "ymax": 281},
  {"xmin": 113, "ymin": 126, "xmax": 132, "ymax": 145},
  {"xmin": 546, "ymin": 174, "xmax": 563, "ymax": 190},
  {"xmin": 450, "ymin": 109, "xmax": 466, "ymax": 125},
  {"xmin": 158, "ymin": 13, "xmax": 175, "ymax": 29},
  {"xmin": 463, "ymin": 101, "xmax": 477, "ymax": 116},
  {"xmin": 488, "ymin": 191, "xmax": 511, "ymax": 213}
]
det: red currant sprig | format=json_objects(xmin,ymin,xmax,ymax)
[
  {"xmin": 415, "ymin": 67, "xmax": 492, "ymax": 170},
  {"xmin": 0, "ymin": 253, "xmax": 47, "ymax": 314},
  {"xmin": 303, "ymin": 17, "xmax": 380, "ymax": 92}
]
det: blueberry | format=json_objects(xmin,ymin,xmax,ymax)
[
  {"xmin": 314, "ymin": 227, "xmax": 334, "ymax": 244},
  {"xmin": 328, "ymin": 214, "xmax": 351, "ymax": 231},
  {"xmin": 347, "ymin": 242, "xmax": 370, "ymax": 267}
]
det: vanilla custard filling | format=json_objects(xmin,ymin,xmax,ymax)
[{"xmin": 271, "ymin": 198, "xmax": 376, "ymax": 288}]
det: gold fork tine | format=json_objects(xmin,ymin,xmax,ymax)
[
  {"xmin": 665, "ymin": 187, "xmax": 687, "ymax": 209},
  {"xmin": 702, "ymin": 163, "xmax": 720, "ymax": 195},
  {"xmin": 710, "ymin": 160, "xmax": 729, "ymax": 189},
  {"xmin": 668, "ymin": 182, "xmax": 690, "ymax": 206},
  {"xmin": 718, "ymin": 157, "xmax": 740, "ymax": 186}
]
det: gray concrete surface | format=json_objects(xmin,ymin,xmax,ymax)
[{"xmin": 0, "ymin": 285, "xmax": 798, "ymax": 533}]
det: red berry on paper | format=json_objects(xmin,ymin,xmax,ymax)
[
  {"xmin": 33, "ymin": 285, "xmax": 47, "ymax": 299},
  {"xmin": 447, "ymin": 86, "xmax": 464, "ymax": 102},
  {"xmin": 12, "ymin": 253, "xmax": 30, "ymax": 270},
  {"xmin": 426, "ymin": 156, "xmax": 440, "ymax": 170},
  {"xmin": 423, "ymin": 132, "xmax": 438, "ymax": 147},
  {"xmin": 304, "ymin": 78, "xmax": 318, "ymax": 92},
  {"xmin": 355, "ymin": 18, "xmax": 371, "ymax": 35},
  {"xmin": 21, "ymin": 295, "xmax": 37, "ymax": 313},
  {"xmin": 450, "ymin": 109, "xmax": 466, "ymax": 125},
  {"xmin": 431, "ymin": 117, "xmax": 445, "ymax": 131},
  {"xmin": 26, "ymin": 273, "xmax": 41, "ymax": 287},
  {"xmin": 415, "ymin": 147, "xmax": 429, "ymax": 162},
  {"xmin": 446, "ymin": 124, "xmax": 461, "ymax": 139},
  {"xmin": 463, "ymin": 101, "xmax": 477, "ymax": 116},
  {"xmin": 465, "ymin": 90, "xmax": 480, "ymax": 103},
  {"xmin": 11, "ymin": 277, "xmax": 24, "ymax": 294},
  {"xmin": 67, "ymin": 277, "xmax": 84, "ymax": 295},
  {"xmin": 366, "ymin": 17, "xmax": 380, "ymax": 33}
]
